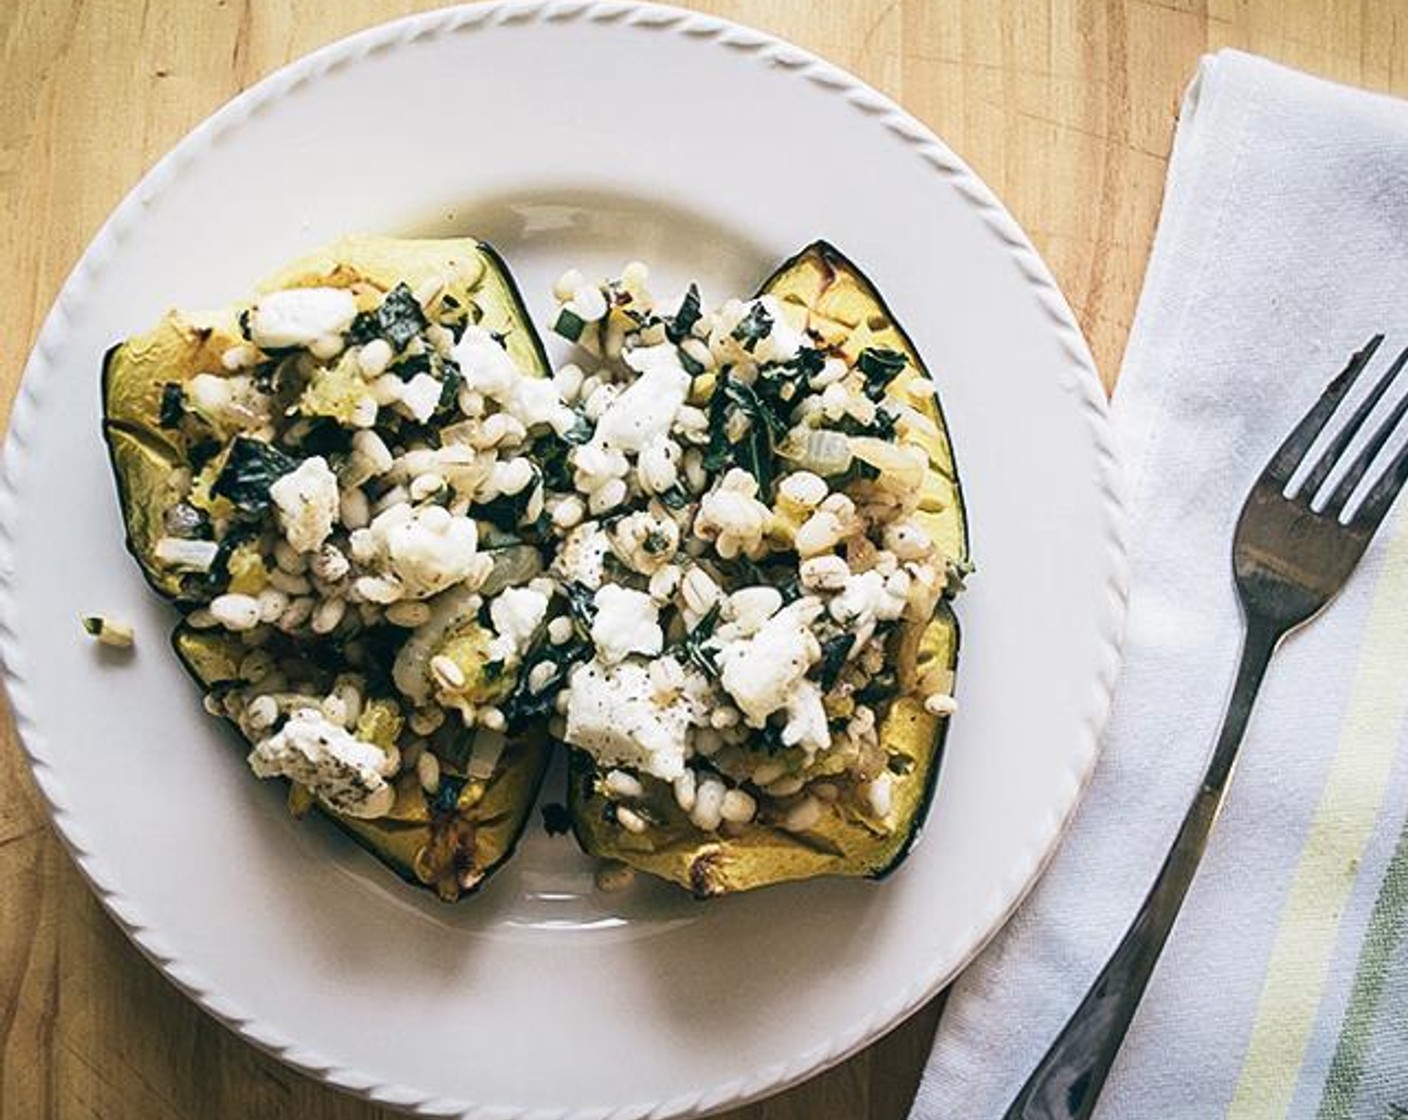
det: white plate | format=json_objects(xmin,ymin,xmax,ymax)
[{"xmin": 0, "ymin": 4, "xmax": 1126, "ymax": 1117}]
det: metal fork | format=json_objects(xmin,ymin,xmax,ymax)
[{"xmin": 1003, "ymin": 335, "xmax": 1408, "ymax": 1120}]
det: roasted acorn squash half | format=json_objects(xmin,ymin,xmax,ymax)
[
  {"xmin": 172, "ymin": 621, "xmax": 550, "ymax": 900},
  {"xmin": 567, "ymin": 242, "xmax": 969, "ymax": 897},
  {"xmin": 102, "ymin": 235, "xmax": 553, "ymax": 899}
]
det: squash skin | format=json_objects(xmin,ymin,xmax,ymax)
[
  {"xmin": 567, "ymin": 241, "xmax": 969, "ymax": 897},
  {"xmin": 102, "ymin": 236, "xmax": 556, "ymax": 900}
]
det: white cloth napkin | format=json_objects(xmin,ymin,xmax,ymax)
[{"xmin": 912, "ymin": 50, "xmax": 1408, "ymax": 1120}]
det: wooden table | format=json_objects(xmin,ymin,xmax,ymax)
[{"xmin": 4, "ymin": 2, "xmax": 1406, "ymax": 1117}]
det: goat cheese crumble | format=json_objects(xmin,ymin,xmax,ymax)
[
  {"xmin": 269, "ymin": 456, "xmax": 339, "ymax": 554},
  {"xmin": 248, "ymin": 707, "xmax": 394, "ymax": 819},
  {"xmin": 564, "ymin": 659, "xmax": 690, "ymax": 781},
  {"xmin": 249, "ymin": 287, "xmax": 358, "ymax": 350}
]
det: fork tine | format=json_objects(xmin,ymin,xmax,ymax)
[
  {"xmin": 1298, "ymin": 342, "xmax": 1408, "ymax": 497},
  {"xmin": 1324, "ymin": 352, "xmax": 1408, "ymax": 516},
  {"xmin": 1264, "ymin": 335, "xmax": 1384, "ymax": 484},
  {"xmin": 1345, "ymin": 408, "xmax": 1408, "ymax": 530}
]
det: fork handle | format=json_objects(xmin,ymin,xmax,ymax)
[{"xmin": 1001, "ymin": 614, "xmax": 1281, "ymax": 1120}]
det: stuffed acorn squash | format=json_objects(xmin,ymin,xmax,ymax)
[
  {"xmin": 552, "ymin": 242, "xmax": 970, "ymax": 897},
  {"xmin": 102, "ymin": 235, "xmax": 560, "ymax": 899}
]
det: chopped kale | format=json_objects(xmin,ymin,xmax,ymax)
[
  {"xmin": 554, "ymin": 307, "xmax": 586, "ymax": 343},
  {"xmin": 201, "ymin": 521, "xmax": 259, "ymax": 594},
  {"xmin": 721, "ymin": 379, "xmax": 786, "ymax": 500},
  {"xmin": 287, "ymin": 417, "xmax": 353, "ymax": 458},
  {"xmin": 251, "ymin": 359, "xmax": 280, "ymax": 393},
  {"xmin": 345, "ymin": 311, "xmax": 376, "ymax": 345},
  {"xmin": 432, "ymin": 774, "xmax": 466, "ymax": 816},
  {"xmin": 857, "ymin": 347, "xmax": 908, "ymax": 401},
  {"xmin": 756, "ymin": 720, "xmax": 790, "ymax": 755},
  {"xmin": 505, "ymin": 638, "xmax": 588, "ymax": 732},
  {"xmin": 377, "ymin": 282, "xmax": 428, "ymax": 350},
  {"xmin": 658, "ymin": 483, "xmax": 690, "ymax": 510},
  {"xmin": 702, "ymin": 377, "xmax": 732, "ymax": 472},
  {"xmin": 472, "ymin": 466, "xmax": 540, "ymax": 531},
  {"xmin": 776, "ymin": 575, "xmax": 803, "ymax": 605},
  {"xmin": 834, "ymin": 405, "xmax": 899, "ymax": 441},
  {"xmin": 158, "ymin": 382, "xmax": 184, "ymax": 429},
  {"xmin": 437, "ymin": 358, "xmax": 464, "ymax": 411},
  {"xmin": 393, "ymin": 351, "xmax": 433, "ymax": 381},
  {"xmin": 679, "ymin": 602, "xmax": 722, "ymax": 681},
  {"xmin": 855, "ymin": 670, "xmax": 899, "ymax": 706},
  {"xmin": 187, "ymin": 436, "xmax": 221, "ymax": 471},
  {"xmin": 666, "ymin": 283, "xmax": 702, "ymax": 343},
  {"xmin": 346, "ymin": 282, "xmax": 428, "ymax": 351},
  {"xmin": 731, "ymin": 302, "xmax": 773, "ymax": 352},
  {"xmin": 887, "ymin": 753, "xmax": 916, "ymax": 776},
  {"xmin": 540, "ymin": 802, "xmax": 572, "ymax": 836},
  {"xmin": 725, "ymin": 378, "xmax": 789, "ymax": 438},
  {"xmin": 818, "ymin": 633, "xmax": 856, "ymax": 690},
  {"xmin": 752, "ymin": 361, "xmax": 808, "ymax": 423},
  {"xmin": 439, "ymin": 293, "xmax": 470, "ymax": 342},
  {"xmin": 537, "ymin": 435, "xmax": 576, "ymax": 493},
  {"xmin": 237, "ymin": 308, "xmax": 253, "ymax": 342},
  {"xmin": 211, "ymin": 437, "xmax": 297, "ymax": 515},
  {"xmin": 827, "ymin": 458, "xmax": 882, "ymax": 487},
  {"xmin": 482, "ymin": 659, "xmax": 506, "ymax": 684},
  {"xmin": 563, "ymin": 580, "xmax": 598, "ymax": 632},
  {"xmin": 562, "ymin": 410, "xmax": 594, "ymax": 445},
  {"xmin": 790, "ymin": 346, "xmax": 827, "ymax": 378}
]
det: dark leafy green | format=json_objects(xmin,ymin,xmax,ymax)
[
  {"xmin": 211, "ymin": 437, "xmax": 297, "ymax": 515},
  {"xmin": 200, "ymin": 520, "xmax": 260, "ymax": 595},
  {"xmin": 658, "ymin": 483, "xmax": 689, "ymax": 510},
  {"xmin": 833, "ymin": 402, "xmax": 898, "ymax": 441},
  {"xmin": 722, "ymin": 380, "xmax": 787, "ymax": 500},
  {"xmin": 504, "ymin": 638, "xmax": 589, "ymax": 732},
  {"xmin": 472, "ymin": 465, "xmax": 540, "ymax": 531},
  {"xmin": 554, "ymin": 307, "xmax": 586, "ymax": 343},
  {"xmin": 346, "ymin": 282, "xmax": 426, "ymax": 351},
  {"xmin": 731, "ymin": 303, "xmax": 773, "ymax": 352},
  {"xmin": 702, "ymin": 378, "xmax": 732, "ymax": 473},
  {"xmin": 679, "ymin": 601, "xmax": 722, "ymax": 681},
  {"xmin": 678, "ymin": 348, "xmax": 705, "ymax": 377},
  {"xmin": 432, "ymin": 774, "xmax": 467, "ymax": 816},
  {"xmin": 159, "ymin": 383, "xmax": 184, "ymax": 429},
  {"xmin": 855, "ymin": 670, "xmax": 898, "ymax": 706},
  {"xmin": 562, "ymin": 411, "xmax": 594, "ymax": 445},
  {"xmin": 789, "ymin": 346, "xmax": 827, "ymax": 378},
  {"xmin": 563, "ymin": 580, "xmax": 597, "ymax": 639},
  {"xmin": 666, "ymin": 283, "xmax": 702, "ymax": 344},
  {"xmin": 857, "ymin": 347, "xmax": 908, "ymax": 401},
  {"xmin": 818, "ymin": 633, "xmax": 856, "ymax": 690}
]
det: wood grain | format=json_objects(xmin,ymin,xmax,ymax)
[{"xmin": 4, "ymin": 2, "xmax": 1408, "ymax": 1117}]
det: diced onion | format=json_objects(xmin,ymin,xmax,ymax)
[
  {"xmin": 466, "ymin": 729, "xmax": 507, "ymax": 780},
  {"xmin": 778, "ymin": 428, "xmax": 852, "ymax": 477},
  {"xmin": 154, "ymin": 536, "xmax": 220, "ymax": 572},
  {"xmin": 850, "ymin": 437, "xmax": 927, "ymax": 491}
]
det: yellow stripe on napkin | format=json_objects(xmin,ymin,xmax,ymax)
[{"xmin": 1225, "ymin": 502, "xmax": 1408, "ymax": 1120}]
